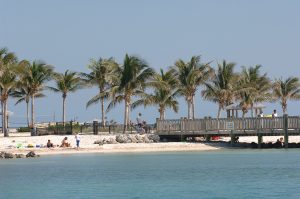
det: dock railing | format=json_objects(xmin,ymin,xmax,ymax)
[{"xmin": 156, "ymin": 115, "xmax": 300, "ymax": 135}]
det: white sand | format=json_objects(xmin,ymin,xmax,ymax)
[
  {"xmin": 0, "ymin": 133, "xmax": 220, "ymax": 155},
  {"xmin": 1, "ymin": 133, "xmax": 300, "ymax": 156},
  {"xmin": 220, "ymin": 135, "xmax": 300, "ymax": 143}
]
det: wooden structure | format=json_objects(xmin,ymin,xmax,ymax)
[
  {"xmin": 225, "ymin": 103, "xmax": 266, "ymax": 118},
  {"xmin": 156, "ymin": 114, "xmax": 300, "ymax": 148}
]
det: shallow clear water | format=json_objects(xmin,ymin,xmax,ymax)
[{"xmin": 1, "ymin": 149, "xmax": 300, "ymax": 199}]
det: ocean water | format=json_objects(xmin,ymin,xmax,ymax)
[{"xmin": 1, "ymin": 150, "xmax": 300, "ymax": 199}]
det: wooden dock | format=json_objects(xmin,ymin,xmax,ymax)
[{"xmin": 156, "ymin": 114, "xmax": 300, "ymax": 148}]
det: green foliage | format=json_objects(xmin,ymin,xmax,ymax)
[
  {"xmin": 273, "ymin": 77, "xmax": 300, "ymax": 114},
  {"xmin": 17, "ymin": 127, "xmax": 31, "ymax": 132}
]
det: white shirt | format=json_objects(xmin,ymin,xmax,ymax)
[
  {"xmin": 137, "ymin": 116, "xmax": 142, "ymax": 124},
  {"xmin": 75, "ymin": 134, "xmax": 80, "ymax": 141},
  {"xmin": 259, "ymin": 113, "xmax": 264, "ymax": 117}
]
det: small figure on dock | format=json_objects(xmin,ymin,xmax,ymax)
[
  {"xmin": 272, "ymin": 109, "xmax": 278, "ymax": 118},
  {"xmin": 258, "ymin": 110, "xmax": 264, "ymax": 118},
  {"xmin": 137, "ymin": 113, "xmax": 143, "ymax": 128}
]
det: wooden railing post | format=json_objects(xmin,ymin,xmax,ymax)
[
  {"xmin": 70, "ymin": 121, "xmax": 73, "ymax": 134},
  {"xmin": 93, "ymin": 121, "xmax": 98, "ymax": 135},
  {"xmin": 283, "ymin": 114, "xmax": 289, "ymax": 148},
  {"xmin": 155, "ymin": 118, "xmax": 159, "ymax": 134}
]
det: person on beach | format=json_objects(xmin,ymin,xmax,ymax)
[
  {"xmin": 137, "ymin": 113, "xmax": 143, "ymax": 128},
  {"xmin": 61, "ymin": 137, "xmax": 70, "ymax": 147},
  {"xmin": 75, "ymin": 133, "xmax": 80, "ymax": 149},
  {"xmin": 47, "ymin": 140, "xmax": 54, "ymax": 148},
  {"xmin": 279, "ymin": 137, "xmax": 284, "ymax": 147}
]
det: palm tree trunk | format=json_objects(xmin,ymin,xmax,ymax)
[
  {"xmin": 62, "ymin": 96, "xmax": 66, "ymax": 125},
  {"xmin": 192, "ymin": 95, "xmax": 195, "ymax": 119},
  {"xmin": 127, "ymin": 97, "xmax": 131, "ymax": 127},
  {"xmin": 101, "ymin": 97, "xmax": 105, "ymax": 127},
  {"xmin": 159, "ymin": 106, "xmax": 165, "ymax": 120},
  {"xmin": 26, "ymin": 101, "xmax": 30, "ymax": 127},
  {"xmin": 187, "ymin": 99, "xmax": 192, "ymax": 119},
  {"xmin": 283, "ymin": 107, "xmax": 286, "ymax": 114},
  {"xmin": 242, "ymin": 110, "xmax": 246, "ymax": 118},
  {"xmin": 282, "ymin": 101, "xmax": 287, "ymax": 114},
  {"xmin": 217, "ymin": 105, "xmax": 221, "ymax": 119},
  {"xmin": 31, "ymin": 95, "xmax": 35, "ymax": 135},
  {"xmin": 1, "ymin": 101, "xmax": 4, "ymax": 135},
  {"xmin": 123, "ymin": 97, "xmax": 129, "ymax": 133},
  {"xmin": 3, "ymin": 100, "xmax": 8, "ymax": 137}
]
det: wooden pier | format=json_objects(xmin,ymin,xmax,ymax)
[{"xmin": 156, "ymin": 114, "xmax": 300, "ymax": 148}]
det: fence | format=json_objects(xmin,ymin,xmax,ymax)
[
  {"xmin": 156, "ymin": 115, "xmax": 300, "ymax": 135},
  {"xmin": 36, "ymin": 121, "xmax": 155, "ymax": 136}
]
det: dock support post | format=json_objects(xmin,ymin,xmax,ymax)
[
  {"xmin": 284, "ymin": 114, "xmax": 289, "ymax": 149},
  {"xmin": 93, "ymin": 121, "xmax": 98, "ymax": 135},
  {"xmin": 258, "ymin": 134, "xmax": 263, "ymax": 149},
  {"xmin": 230, "ymin": 130, "xmax": 235, "ymax": 146}
]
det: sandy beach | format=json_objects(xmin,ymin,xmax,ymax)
[
  {"xmin": 1, "ymin": 133, "xmax": 300, "ymax": 156},
  {"xmin": 0, "ymin": 133, "xmax": 221, "ymax": 155}
]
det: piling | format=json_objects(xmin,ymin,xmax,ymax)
[
  {"xmin": 283, "ymin": 114, "xmax": 289, "ymax": 148},
  {"xmin": 257, "ymin": 134, "xmax": 263, "ymax": 149}
]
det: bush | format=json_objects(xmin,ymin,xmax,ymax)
[{"xmin": 17, "ymin": 127, "xmax": 31, "ymax": 132}]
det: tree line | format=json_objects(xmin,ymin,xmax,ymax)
[{"xmin": 1, "ymin": 47, "xmax": 300, "ymax": 136}]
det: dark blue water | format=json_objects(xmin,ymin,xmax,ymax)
[{"xmin": 1, "ymin": 150, "xmax": 300, "ymax": 199}]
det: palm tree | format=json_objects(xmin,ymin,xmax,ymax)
[
  {"xmin": 81, "ymin": 58, "xmax": 119, "ymax": 127},
  {"xmin": 18, "ymin": 61, "xmax": 53, "ymax": 135},
  {"xmin": 0, "ymin": 48, "xmax": 17, "ymax": 136},
  {"xmin": 172, "ymin": 55, "xmax": 212, "ymax": 119},
  {"xmin": 273, "ymin": 77, "xmax": 300, "ymax": 114},
  {"xmin": 131, "ymin": 68, "xmax": 180, "ymax": 120},
  {"xmin": 0, "ymin": 66, "xmax": 17, "ymax": 136},
  {"xmin": 237, "ymin": 65, "xmax": 271, "ymax": 117},
  {"xmin": 107, "ymin": 54, "xmax": 154, "ymax": 132},
  {"xmin": 0, "ymin": 47, "xmax": 17, "ymax": 72},
  {"xmin": 11, "ymin": 85, "xmax": 32, "ymax": 127},
  {"xmin": 49, "ymin": 70, "xmax": 82, "ymax": 125},
  {"xmin": 202, "ymin": 60, "xmax": 236, "ymax": 118}
]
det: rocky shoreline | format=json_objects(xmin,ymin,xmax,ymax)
[
  {"xmin": 94, "ymin": 134, "xmax": 160, "ymax": 145},
  {"xmin": 0, "ymin": 151, "xmax": 38, "ymax": 159}
]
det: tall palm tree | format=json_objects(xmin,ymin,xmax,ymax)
[
  {"xmin": 0, "ymin": 66, "xmax": 17, "ymax": 136},
  {"xmin": 202, "ymin": 60, "xmax": 236, "ymax": 118},
  {"xmin": 273, "ymin": 77, "xmax": 300, "ymax": 114},
  {"xmin": 0, "ymin": 47, "xmax": 17, "ymax": 72},
  {"xmin": 11, "ymin": 85, "xmax": 32, "ymax": 127},
  {"xmin": 0, "ymin": 48, "xmax": 17, "ymax": 135},
  {"xmin": 237, "ymin": 65, "xmax": 271, "ymax": 117},
  {"xmin": 18, "ymin": 61, "xmax": 53, "ymax": 134},
  {"xmin": 131, "ymin": 68, "xmax": 180, "ymax": 120},
  {"xmin": 81, "ymin": 58, "xmax": 119, "ymax": 127},
  {"xmin": 49, "ymin": 70, "xmax": 82, "ymax": 124},
  {"xmin": 172, "ymin": 55, "xmax": 212, "ymax": 119},
  {"xmin": 107, "ymin": 54, "xmax": 154, "ymax": 132}
]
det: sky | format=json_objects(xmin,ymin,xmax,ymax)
[{"xmin": 1, "ymin": 0, "xmax": 300, "ymax": 126}]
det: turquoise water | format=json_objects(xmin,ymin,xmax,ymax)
[{"xmin": 1, "ymin": 150, "xmax": 300, "ymax": 199}]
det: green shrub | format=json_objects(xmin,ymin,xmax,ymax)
[{"xmin": 17, "ymin": 127, "xmax": 31, "ymax": 132}]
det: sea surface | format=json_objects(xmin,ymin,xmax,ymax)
[{"xmin": 0, "ymin": 149, "xmax": 300, "ymax": 199}]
